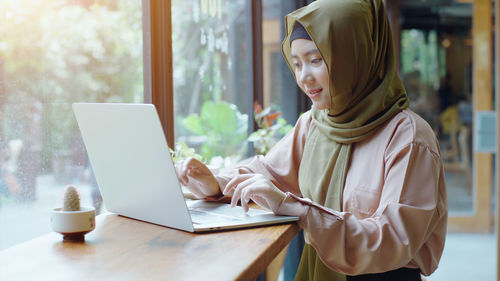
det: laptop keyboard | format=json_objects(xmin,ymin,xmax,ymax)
[{"xmin": 189, "ymin": 208, "xmax": 243, "ymax": 225}]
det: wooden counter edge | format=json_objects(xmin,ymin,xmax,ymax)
[{"xmin": 235, "ymin": 222, "xmax": 301, "ymax": 281}]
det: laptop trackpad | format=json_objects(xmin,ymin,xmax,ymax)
[{"xmin": 186, "ymin": 200, "xmax": 276, "ymax": 225}]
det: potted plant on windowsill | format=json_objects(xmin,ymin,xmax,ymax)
[
  {"xmin": 50, "ymin": 185, "xmax": 95, "ymax": 241},
  {"xmin": 248, "ymin": 102, "xmax": 293, "ymax": 156}
]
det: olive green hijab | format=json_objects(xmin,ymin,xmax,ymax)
[
  {"xmin": 282, "ymin": 0, "xmax": 409, "ymax": 212},
  {"xmin": 282, "ymin": 1, "xmax": 409, "ymax": 279}
]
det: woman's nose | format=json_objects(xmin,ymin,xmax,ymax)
[{"xmin": 299, "ymin": 66, "xmax": 313, "ymax": 85}]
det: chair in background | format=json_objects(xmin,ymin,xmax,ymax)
[{"xmin": 443, "ymin": 123, "xmax": 472, "ymax": 195}]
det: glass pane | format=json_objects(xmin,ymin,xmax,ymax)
[
  {"xmin": 262, "ymin": 0, "xmax": 282, "ymax": 109},
  {"xmin": 172, "ymin": 0, "xmax": 251, "ymax": 166},
  {"xmin": 262, "ymin": 0, "xmax": 311, "ymax": 125},
  {"xmin": 0, "ymin": 0, "xmax": 143, "ymax": 249},
  {"xmin": 400, "ymin": 28, "xmax": 473, "ymax": 214}
]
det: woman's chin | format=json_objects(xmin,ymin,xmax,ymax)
[{"xmin": 312, "ymin": 103, "xmax": 330, "ymax": 110}]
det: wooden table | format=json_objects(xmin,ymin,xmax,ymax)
[{"xmin": 0, "ymin": 212, "xmax": 299, "ymax": 281}]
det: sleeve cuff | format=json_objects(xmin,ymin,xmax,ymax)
[
  {"xmin": 276, "ymin": 192, "xmax": 343, "ymax": 223},
  {"xmin": 276, "ymin": 192, "xmax": 311, "ymax": 219}
]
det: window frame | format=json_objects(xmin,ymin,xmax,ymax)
[
  {"xmin": 146, "ymin": 0, "xmax": 313, "ymax": 149},
  {"xmin": 143, "ymin": 0, "xmax": 174, "ymax": 148}
]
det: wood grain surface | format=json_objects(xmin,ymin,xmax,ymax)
[{"xmin": 0, "ymin": 213, "xmax": 299, "ymax": 281}]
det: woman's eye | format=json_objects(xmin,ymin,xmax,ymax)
[
  {"xmin": 311, "ymin": 58, "xmax": 322, "ymax": 64},
  {"xmin": 293, "ymin": 62, "xmax": 301, "ymax": 69}
]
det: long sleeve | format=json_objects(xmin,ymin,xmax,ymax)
[
  {"xmin": 276, "ymin": 110, "xmax": 447, "ymax": 276},
  {"xmin": 214, "ymin": 111, "xmax": 312, "ymax": 196}
]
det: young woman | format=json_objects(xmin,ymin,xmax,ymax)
[{"xmin": 177, "ymin": 0, "xmax": 447, "ymax": 280}]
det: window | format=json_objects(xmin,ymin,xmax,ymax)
[
  {"xmin": 400, "ymin": 28, "xmax": 473, "ymax": 214},
  {"xmin": 171, "ymin": 0, "xmax": 253, "ymax": 166},
  {"xmin": 261, "ymin": 0, "xmax": 312, "ymax": 125},
  {"xmin": 0, "ymin": 0, "xmax": 144, "ymax": 249},
  {"xmin": 170, "ymin": 0, "xmax": 312, "ymax": 166},
  {"xmin": 0, "ymin": 0, "xmax": 312, "ymax": 250}
]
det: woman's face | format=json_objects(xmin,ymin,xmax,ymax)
[{"xmin": 291, "ymin": 39, "xmax": 331, "ymax": 110}]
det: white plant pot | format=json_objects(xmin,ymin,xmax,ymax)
[{"xmin": 50, "ymin": 206, "xmax": 96, "ymax": 241}]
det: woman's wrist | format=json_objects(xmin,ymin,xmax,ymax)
[
  {"xmin": 205, "ymin": 189, "xmax": 224, "ymax": 200},
  {"xmin": 204, "ymin": 180, "xmax": 225, "ymax": 200}
]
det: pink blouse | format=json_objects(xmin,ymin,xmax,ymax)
[{"xmin": 214, "ymin": 109, "xmax": 447, "ymax": 276}]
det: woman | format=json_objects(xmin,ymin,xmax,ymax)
[{"xmin": 177, "ymin": 0, "xmax": 447, "ymax": 280}]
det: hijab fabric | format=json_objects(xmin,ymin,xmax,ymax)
[{"xmin": 281, "ymin": 0, "xmax": 409, "ymax": 279}]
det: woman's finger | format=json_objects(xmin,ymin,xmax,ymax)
[
  {"xmin": 181, "ymin": 160, "xmax": 192, "ymax": 180},
  {"xmin": 230, "ymin": 177, "xmax": 253, "ymax": 208},
  {"xmin": 240, "ymin": 186, "xmax": 256, "ymax": 212},
  {"xmin": 224, "ymin": 174, "xmax": 254, "ymax": 195},
  {"xmin": 176, "ymin": 162, "xmax": 190, "ymax": 186},
  {"xmin": 230, "ymin": 176, "xmax": 262, "ymax": 209},
  {"xmin": 240, "ymin": 187, "xmax": 250, "ymax": 212},
  {"xmin": 230, "ymin": 183, "xmax": 244, "ymax": 208}
]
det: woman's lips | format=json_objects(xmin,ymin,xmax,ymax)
[{"xmin": 308, "ymin": 88, "xmax": 322, "ymax": 98}]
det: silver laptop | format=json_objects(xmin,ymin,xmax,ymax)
[{"xmin": 72, "ymin": 103, "xmax": 298, "ymax": 232}]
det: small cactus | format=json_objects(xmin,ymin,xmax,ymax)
[{"xmin": 63, "ymin": 185, "xmax": 81, "ymax": 211}]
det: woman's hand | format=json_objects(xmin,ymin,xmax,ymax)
[
  {"xmin": 175, "ymin": 157, "xmax": 220, "ymax": 199},
  {"xmin": 224, "ymin": 174, "xmax": 286, "ymax": 213}
]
